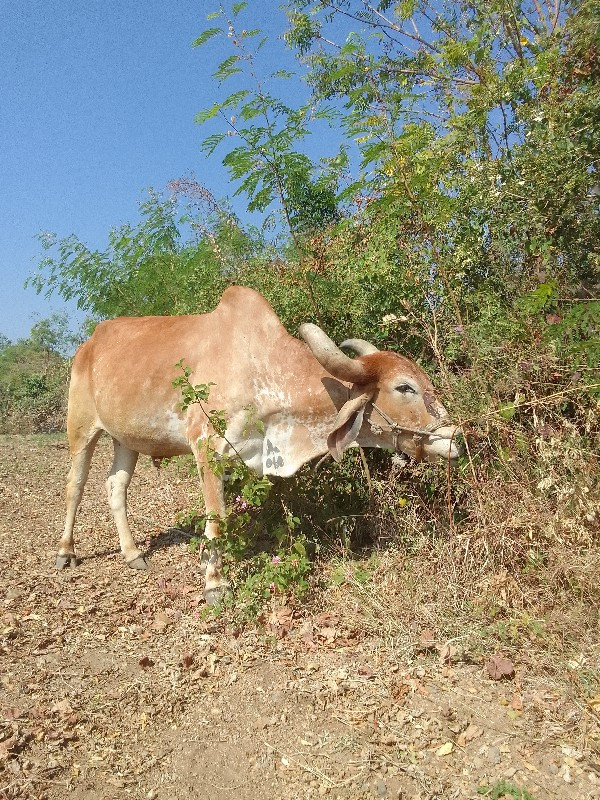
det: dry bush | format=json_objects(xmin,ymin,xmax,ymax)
[{"xmin": 315, "ymin": 394, "xmax": 599, "ymax": 696}]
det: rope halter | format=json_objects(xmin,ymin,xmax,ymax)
[{"xmin": 368, "ymin": 401, "xmax": 455, "ymax": 462}]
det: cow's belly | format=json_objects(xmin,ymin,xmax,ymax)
[{"xmin": 98, "ymin": 408, "xmax": 191, "ymax": 458}]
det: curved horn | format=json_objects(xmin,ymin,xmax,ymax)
[
  {"xmin": 299, "ymin": 323, "xmax": 368, "ymax": 383},
  {"xmin": 340, "ymin": 338, "xmax": 379, "ymax": 356}
]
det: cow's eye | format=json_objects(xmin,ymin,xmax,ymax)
[{"xmin": 395, "ymin": 384, "xmax": 416, "ymax": 394}]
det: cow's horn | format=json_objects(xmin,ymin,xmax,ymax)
[
  {"xmin": 340, "ymin": 338, "xmax": 379, "ymax": 356},
  {"xmin": 299, "ymin": 323, "xmax": 368, "ymax": 383}
]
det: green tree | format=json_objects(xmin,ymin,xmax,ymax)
[
  {"xmin": 279, "ymin": 0, "xmax": 600, "ymax": 367},
  {"xmin": 28, "ymin": 189, "xmax": 264, "ymax": 320},
  {"xmin": 193, "ymin": 4, "xmax": 344, "ymax": 248},
  {"xmin": 0, "ymin": 317, "xmax": 74, "ymax": 433}
]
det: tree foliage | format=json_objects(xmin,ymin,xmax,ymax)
[{"xmin": 34, "ymin": 0, "xmax": 598, "ymax": 370}]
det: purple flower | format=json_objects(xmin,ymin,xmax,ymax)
[
  {"xmin": 271, "ymin": 555, "xmax": 282, "ymax": 564},
  {"xmin": 233, "ymin": 495, "xmax": 250, "ymax": 513}
]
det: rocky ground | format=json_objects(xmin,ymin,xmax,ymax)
[{"xmin": 0, "ymin": 434, "xmax": 599, "ymax": 800}]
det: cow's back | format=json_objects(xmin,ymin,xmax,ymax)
[{"xmin": 67, "ymin": 287, "xmax": 296, "ymax": 456}]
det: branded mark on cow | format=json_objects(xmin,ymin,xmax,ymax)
[{"xmin": 265, "ymin": 439, "xmax": 284, "ymax": 471}]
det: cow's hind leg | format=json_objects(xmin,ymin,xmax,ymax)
[
  {"xmin": 57, "ymin": 430, "xmax": 102, "ymax": 568},
  {"xmin": 105, "ymin": 439, "xmax": 146, "ymax": 568}
]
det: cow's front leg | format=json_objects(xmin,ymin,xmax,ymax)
[{"xmin": 194, "ymin": 447, "xmax": 231, "ymax": 605}]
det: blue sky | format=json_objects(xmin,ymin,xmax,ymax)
[{"xmin": 0, "ymin": 1, "xmax": 322, "ymax": 341}]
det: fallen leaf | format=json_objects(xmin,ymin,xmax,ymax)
[
  {"xmin": 436, "ymin": 741, "xmax": 454, "ymax": 756},
  {"xmin": 457, "ymin": 723, "xmax": 483, "ymax": 747},
  {"xmin": 318, "ymin": 625, "xmax": 337, "ymax": 643},
  {"xmin": 486, "ymin": 653, "xmax": 515, "ymax": 680},
  {"xmin": 522, "ymin": 760, "xmax": 538, "ymax": 772},
  {"xmin": 261, "ymin": 606, "xmax": 294, "ymax": 638},
  {"xmin": 181, "ymin": 652, "xmax": 194, "ymax": 670},
  {"xmin": 419, "ymin": 628, "xmax": 436, "ymax": 650},
  {"xmin": 138, "ymin": 656, "xmax": 155, "ymax": 670},
  {"xmin": 391, "ymin": 681, "xmax": 410, "ymax": 703},
  {"xmin": 2, "ymin": 707, "xmax": 23, "ymax": 721},
  {"xmin": 314, "ymin": 612, "xmax": 339, "ymax": 628},
  {"xmin": 0, "ymin": 735, "xmax": 17, "ymax": 762},
  {"xmin": 437, "ymin": 643, "xmax": 458, "ymax": 662},
  {"xmin": 51, "ymin": 699, "xmax": 73, "ymax": 716},
  {"xmin": 152, "ymin": 612, "xmax": 170, "ymax": 632}
]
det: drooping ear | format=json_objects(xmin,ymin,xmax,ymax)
[{"xmin": 327, "ymin": 391, "xmax": 373, "ymax": 463}]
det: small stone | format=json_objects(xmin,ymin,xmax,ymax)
[
  {"xmin": 375, "ymin": 780, "xmax": 387, "ymax": 798},
  {"xmin": 487, "ymin": 746, "xmax": 501, "ymax": 765}
]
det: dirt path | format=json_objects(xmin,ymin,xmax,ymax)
[{"xmin": 1, "ymin": 435, "xmax": 598, "ymax": 800}]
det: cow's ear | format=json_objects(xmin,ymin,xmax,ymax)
[{"xmin": 327, "ymin": 392, "xmax": 372, "ymax": 462}]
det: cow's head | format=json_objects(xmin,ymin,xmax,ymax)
[{"xmin": 300, "ymin": 324, "xmax": 464, "ymax": 464}]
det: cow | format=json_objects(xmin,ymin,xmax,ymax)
[{"xmin": 57, "ymin": 286, "xmax": 463, "ymax": 603}]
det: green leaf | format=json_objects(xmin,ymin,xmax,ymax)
[
  {"xmin": 222, "ymin": 89, "xmax": 251, "ymax": 109},
  {"xmin": 201, "ymin": 133, "xmax": 227, "ymax": 156},
  {"xmin": 214, "ymin": 55, "xmax": 242, "ymax": 82},
  {"xmin": 192, "ymin": 27, "xmax": 222, "ymax": 47},
  {"xmin": 499, "ymin": 402, "xmax": 516, "ymax": 420},
  {"xmin": 194, "ymin": 103, "xmax": 222, "ymax": 124}
]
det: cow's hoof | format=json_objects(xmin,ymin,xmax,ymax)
[
  {"xmin": 204, "ymin": 586, "xmax": 230, "ymax": 607},
  {"xmin": 56, "ymin": 553, "xmax": 77, "ymax": 569},
  {"xmin": 127, "ymin": 555, "xmax": 148, "ymax": 570}
]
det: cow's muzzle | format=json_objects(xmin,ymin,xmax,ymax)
[
  {"xmin": 369, "ymin": 402, "xmax": 464, "ymax": 464},
  {"xmin": 419, "ymin": 424, "xmax": 464, "ymax": 463}
]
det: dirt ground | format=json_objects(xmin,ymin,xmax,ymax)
[{"xmin": 1, "ymin": 434, "xmax": 599, "ymax": 800}]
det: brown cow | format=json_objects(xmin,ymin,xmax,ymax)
[{"xmin": 57, "ymin": 286, "xmax": 463, "ymax": 602}]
